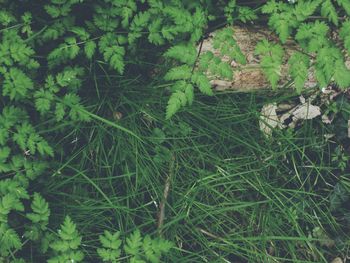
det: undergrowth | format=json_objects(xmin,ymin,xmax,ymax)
[{"xmin": 1, "ymin": 0, "xmax": 350, "ymax": 262}]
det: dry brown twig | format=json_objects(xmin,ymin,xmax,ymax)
[{"xmin": 157, "ymin": 154, "xmax": 176, "ymax": 236}]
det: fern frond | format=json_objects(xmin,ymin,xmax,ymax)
[
  {"xmin": 321, "ymin": 0, "xmax": 339, "ymax": 26},
  {"xmin": 164, "ymin": 65, "xmax": 192, "ymax": 81},
  {"xmin": 337, "ymin": 0, "xmax": 350, "ymax": 16},
  {"xmin": 49, "ymin": 216, "xmax": 84, "ymax": 263},
  {"xmin": 288, "ymin": 52, "xmax": 310, "ymax": 93},
  {"xmin": 164, "ymin": 45, "xmax": 197, "ymax": 65},
  {"xmin": 97, "ymin": 230, "xmax": 121, "ymax": 262},
  {"xmin": 2, "ymin": 68, "xmax": 33, "ymax": 101},
  {"xmin": 103, "ymin": 46, "xmax": 125, "ymax": 74},
  {"xmin": 255, "ymin": 39, "xmax": 284, "ymax": 89},
  {"xmin": 191, "ymin": 72, "xmax": 213, "ymax": 96},
  {"xmin": 340, "ymin": 21, "xmax": 350, "ymax": 54},
  {"xmin": 0, "ymin": 223, "xmax": 22, "ymax": 255},
  {"xmin": 84, "ymin": 40, "xmax": 96, "ymax": 59},
  {"xmin": 295, "ymin": 21, "xmax": 330, "ymax": 52},
  {"xmin": 124, "ymin": 229, "xmax": 142, "ymax": 256}
]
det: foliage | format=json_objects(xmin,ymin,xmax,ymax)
[
  {"xmin": 0, "ymin": 0, "xmax": 350, "ymax": 262},
  {"xmin": 98, "ymin": 229, "xmax": 174, "ymax": 262},
  {"xmin": 48, "ymin": 216, "xmax": 84, "ymax": 263}
]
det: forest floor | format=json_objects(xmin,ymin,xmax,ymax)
[{"xmin": 39, "ymin": 74, "xmax": 350, "ymax": 262}]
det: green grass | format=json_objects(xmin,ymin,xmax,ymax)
[{"xmin": 33, "ymin": 77, "xmax": 350, "ymax": 262}]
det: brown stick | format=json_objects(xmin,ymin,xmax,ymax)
[{"xmin": 157, "ymin": 155, "xmax": 175, "ymax": 236}]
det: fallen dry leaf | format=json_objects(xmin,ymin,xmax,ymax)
[
  {"xmin": 331, "ymin": 257, "xmax": 343, "ymax": 263},
  {"xmin": 259, "ymin": 103, "xmax": 281, "ymax": 137},
  {"xmin": 292, "ymin": 103, "xmax": 321, "ymax": 120}
]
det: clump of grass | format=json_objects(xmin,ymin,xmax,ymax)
[{"xmin": 36, "ymin": 78, "xmax": 350, "ymax": 262}]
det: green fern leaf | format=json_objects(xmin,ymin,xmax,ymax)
[
  {"xmin": 124, "ymin": 229, "xmax": 142, "ymax": 256},
  {"xmin": 148, "ymin": 18, "xmax": 165, "ymax": 45},
  {"xmin": 315, "ymin": 47, "xmax": 343, "ymax": 87},
  {"xmin": 268, "ymin": 12, "xmax": 295, "ymax": 43},
  {"xmin": 295, "ymin": 21, "xmax": 330, "ymax": 52},
  {"xmin": 84, "ymin": 40, "xmax": 96, "ymax": 59},
  {"xmin": 238, "ymin": 7, "xmax": 257, "ymax": 23},
  {"xmin": 164, "ymin": 65, "xmax": 192, "ymax": 81},
  {"xmin": 340, "ymin": 21, "xmax": 350, "ymax": 54},
  {"xmin": 3, "ymin": 68, "xmax": 34, "ymax": 100},
  {"xmin": 334, "ymin": 60, "xmax": 350, "ymax": 89},
  {"xmin": 27, "ymin": 193, "xmax": 50, "ymax": 224},
  {"xmin": 49, "ymin": 215, "xmax": 83, "ymax": 261},
  {"xmin": 184, "ymin": 83, "xmax": 194, "ymax": 105},
  {"xmin": 103, "ymin": 46, "xmax": 125, "ymax": 74},
  {"xmin": 44, "ymin": 5, "xmax": 61, "ymax": 18},
  {"xmin": 128, "ymin": 12, "xmax": 151, "ymax": 44},
  {"xmin": 164, "ymin": 45, "xmax": 197, "ymax": 65},
  {"xmin": 293, "ymin": 0, "xmax": 321, "ymax": 21},
  {"xmin": 48, "ymin": 37, "xmax": 80, "ymax": 67},
  {"xmin": 0, "ymin": 10, "xmax": 16, "ymax": 26},
  {"xmin": 34, "ymin": 89, "xmax": 54, "ymax": 115},
  {"xmin": 288, "ymin": 52, "xmax": 310, "ymax": 93},
  {"xmin": 337, "ymin": 0, "xmax": 350, "ymax": 16},
  {"xmin": 198, "ymin": 51, "xmax": 214, "ymax": 71},
  {"xmin": 261, "ymin": 0, "xmax": 279, "ymax": 14},
  {"xmin": 97, "ymin": 230, "xmax": 121, "ymax": 262},
  {"xmin": 0, "ymin": 223, "xmax": 22, "ymax": 254},
  {"xmin": 321, "ymin": 0, "xmax": 339, "ymax": 25},
  {"xmin": 255, "ymin": 40, "xmax": 284, "ymax": 89},
  {"xmin": 166, "ymin": 91, "xmax": 183, "ymax": 119},
  {"xmin": 191, "ymin": 72, "xmax": 213, "ymax": 96},
  {"xmin": 55, "ymin": 103, "xmax": 66, "ymax": 121}
]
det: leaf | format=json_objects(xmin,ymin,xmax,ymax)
[
  {"xmin": 268, "ymin": 12, "xmax": 294, "ymax": 43},
  {"xmin": 0, "ymin": 147, "xmax": 10, "ymax": 162},
  {"xmin": 315, "ymin": 47, "xmax": 343, "ymax": 87},
  {"xmin": 26, "ymin": 193, "xmax": 50, "ymax": 225},
  {"xmin": 49, "ymin": 215, "xmax": 84, "ymax": 262},
  {"xmin": 124, "ymin": 229, "xmax": 142, "ymax": 256},
  {"xmin": 184, "ymin": 83, "xmax": 194, "ymax": 105},
  {"xmin": 103, "ymin": 46, "xmax": 125, "ymax": 74},
  {"xmin": 164, "ymin": 65, "xmax": 192, "ymax": 81},
  {"xmin": 164, "ymin": 45, "xmax": 197, "ymax": 65},
  {"xmin": 238, "ymin": 7, "xmax": 257, "ymax": 23},
  {"xmin": 128, "ymin": 12, "xmax": 150, "ymax": 44},
  {"xmin": 191, "ymin": 72, "xmax": 213, "ymax": 96},
  {"xmin": 330, "ymin": 182, "xmax": 349, "ymax": 211},
  {"xmin": 294, "ymin": 0, "xmax": 321, "ymax": 21},
  {"xmin": 84, "ymin": 40, "xmax": 96, "ymax": 59},
  {"xmin": 34, "ymin": 89, "xmax": 54, "ymax": 114},
  {"xmin": 0, "ymin": 224, "xmax": 22, "ymax": 254},
  {"xmin": 334, "ymin": 60, "xmax": 350, "ymax": 89},
  {"xmin": 55, "ymin": 103, "xmax": 66, "ymax": 121},
  {"xmin": 3, "ymin": 68, "xmax": 34, "ymax": 100},
  {"xmin": 337, "ymin": 0, "xmax": 350, "ymax": 15},
  {"xmin": 97, "ymin": 230, "xmax": 121, "ymax": 262},
  {"xmin": 288, "ymin": 52, "xmax": 310, "ymax": 93},
  {"xmin": 261, "ymin": 0, "xmax": 279, "ymax": 14},
  {"xmin": 321, "ymin": 0, "xmax": 338, "ymax": 26},
  {"xmin": 255, "ymin": 40, "xmax": 284, "ymax": 89},
  {"xmin": 37, "ymin": 140, "xmax": 54, "ymax": 157},
  {"xmin": 340, "ymin": 21, "xmax": 350, "ymax": 54},
  {"xmin": 295, "ymin": 21, "xmax": 329, "ymax": 52},
  {"xmin": 45, "ymin": 5, "xmax": 61, "ymax": 18}
]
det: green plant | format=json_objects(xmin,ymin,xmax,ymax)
[
  {"xmin": 48, "ymin": 216, "xmax": 84, "ymax": 263},
  {"xmin": 97, "ymin": 229, "xmax": 174, "ymax": 262},
  {"xmin": 332, "ymin": 146, "xmax": 350, "ymax": 171},
  {"xmin": 124, "ymin": 230, "xmax": 173, "ymax": 263},
  {"xmin": 1, "ymin": 0, "xmax": 350, "ymax": 262}
]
